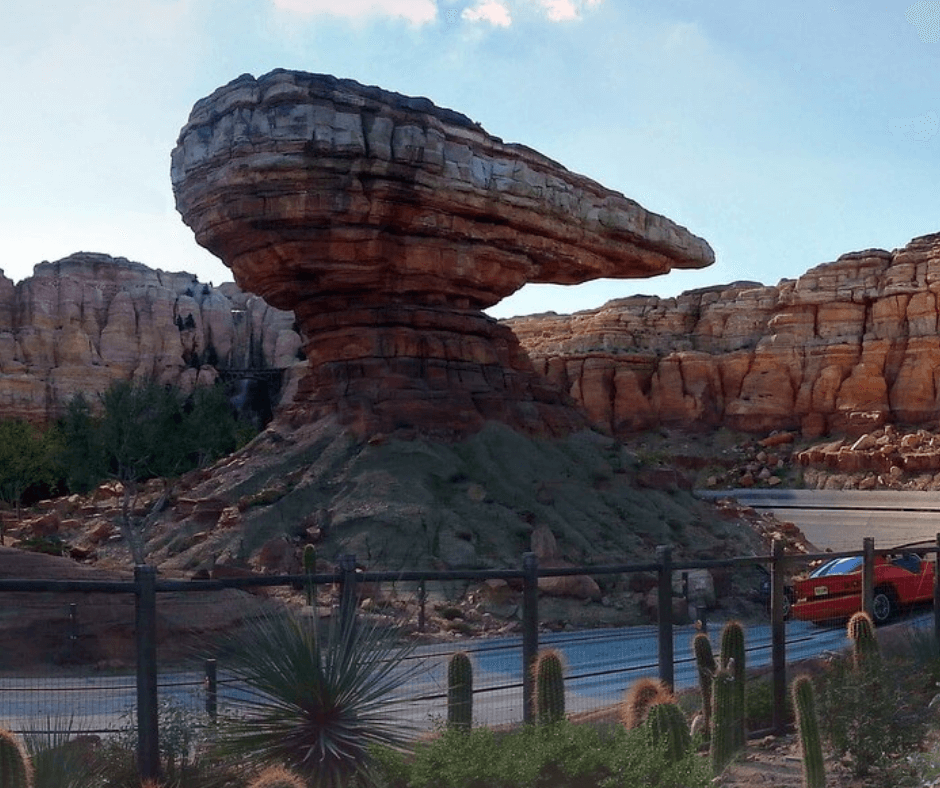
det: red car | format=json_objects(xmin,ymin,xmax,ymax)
[{"xmin": 791, "ymin": 544, "xmax": 936, "ymax": 625}]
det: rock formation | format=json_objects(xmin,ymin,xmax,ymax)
[
  {"xmin": 0, "ymin": 252, "xmax": 301, "ymax": 422},
  {"xmin": 171, "ymin": 70, "xmax": 713, "ymax": 438},
  {"xmin": 510, "ymin": 233, "xmax": 940, "ymax": 438}
]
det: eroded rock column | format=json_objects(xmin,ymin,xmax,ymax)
[{"xmin": 172, "ymin": 70, "xmax": 713, "ymax": 437}]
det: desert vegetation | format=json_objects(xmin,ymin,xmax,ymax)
[
  {"xmin": 0, "ymin": 380, "xmax": 255, "ymax": 515},
  {"xmin": 5, "ymin": 610, "xmax": 940, "ymax": 787}
]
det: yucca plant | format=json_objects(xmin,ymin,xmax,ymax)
[{"xmin": 216, "ymin": 608, "xmax": 428, "ymax": 788}]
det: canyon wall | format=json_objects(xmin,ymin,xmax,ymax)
[
  {"xmin": 0, "ymin": 252, "xmax": 302, "ymax": 422},
  {"xmin": 509, "ymin": 232, "xmax": 940, "ymax": 439}
]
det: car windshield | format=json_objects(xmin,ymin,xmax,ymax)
[{"xmin": 809, "ymin": 556, "xmax": 863, "ymax": 577}]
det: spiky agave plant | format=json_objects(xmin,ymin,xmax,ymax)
[{"xmin": 217, "ymin": 608, "xmax": 428, "ymax": 788}]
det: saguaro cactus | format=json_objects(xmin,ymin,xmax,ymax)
[
  {"xmin": 719, "ymin": 620, "xmax": 746, "ymax": 749},
  {"xmin": 792, "ymin": 675, "xmax": 825, "ymax": 788},
  {"xmin": 621, "ymin": 677, "xmax": 674, "ymax": 729},
  {"xmin": 248, "ymin": 766, "xmax": 307, "ymax": 788},
  {"xmin": 709, "ymin": 660, "xmax": 738, "ymax": 776},
  {"xmin": 447, "ymin": 651, "xmax": 473, "ymax": 731},
  {"xmin": 847, "ymin": 611, "xmax": 879, "ymax": 669},
  {"xmin": 533, "ymin": 648, "xmax": 566, "ymax": 725},
  {"xmin": 302, "ymin": 544, "xmax": 317, "ymax": 607},
  {"xmin": 646, "ymin": 701, "xmax": 692, "ymax": 762},
  {"xmin": 0, "ymin": 728, "xmax": 33, "ymax": 788},
  {"xmin": 693, "ymin": 632, "xmax": 716, "ymax": 736}
]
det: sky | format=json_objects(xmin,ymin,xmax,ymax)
[{"xmin": 1, "ymin": 1, "xmax": 938, "ymax": 319}]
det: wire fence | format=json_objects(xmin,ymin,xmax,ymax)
[{"xmin": 2, "ymin": 538, "xmax": 939, "ymax": 782}]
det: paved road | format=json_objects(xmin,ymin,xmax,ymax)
[
  {"xmin": 3, "ymin": 613, "xmax": 909, "ymax": 734},
  {"xmin": 698, "ymin": 489, "xmax": 940, "ymax": 550}
]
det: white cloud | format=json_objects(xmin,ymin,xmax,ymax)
[
  {"xmin": 536, "ymin": 0, "xmax": 602, "ymax": 22},
  {"xmin": 906, "ymin": 1, "xmax": 940, "ymax": 43},
  {"xmin": 272, "ymin": 0, "xmax": 438, "ymax": 25},
  {"xmin": 462, "ymin": 1, "xmax": 511, "ymax": 26},
  {"xmin": 888, "ymin": 110, "xmax": 939, "ymax": 142}
]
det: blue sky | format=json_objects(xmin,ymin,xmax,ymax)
[{"xmin": 1, "ymin": 0, "xmax": 938, "ymax": 318}]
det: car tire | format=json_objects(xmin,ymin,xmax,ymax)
[
  {"xmin": 871, "ymin": 588, "xmax": 897, "ymax": 624},
  {"xmin": 782, "ymin": 590, "xmax": 792, "ymax": 621}
]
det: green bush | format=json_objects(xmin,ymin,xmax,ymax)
[
  {"xmin": 385, "ymin": 721, "xmax": 710, "ymax": 788},
  {"xmin": 817, "ymin": 653, "xmax": 927, "ymax": 781}
]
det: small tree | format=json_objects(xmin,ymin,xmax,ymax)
[{"xmin": 0, "ymin": 420, "xmax": 60, "ymax": 520}]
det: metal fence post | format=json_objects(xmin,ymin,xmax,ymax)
[
  {"xmin": 134, "ymin": 564, "xmax": 160, "ymax": 782},
  {"xmin": 521, "ymin": 552, "xmax": 539, "ymax": 725},
  {"xmin": 204, "ymin": 659, "xmax": 218, "ymax": 723},
  {"xmin": 862, "ymin": 537, "xmax": 875, "ymax": 618},
  {"xmin": 770, "ymin": 538, "xmax": 787, "ymax": 735},
  {"xmin": 417, "ymin": 579, "xmax": 426, "ymax": 633},
  {"xmin": 339, "ymin": 554, "xmax": 358, "ymax": 630},
  {"xmin": 656, "ymin": 545, "xmax": 674, "ymax": 690}
]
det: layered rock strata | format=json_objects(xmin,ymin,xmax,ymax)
[
  {"xmin": 0, "ymin": 253, "xmax": 301, "ymax": 422},
  {"xmin": 171, "ymin": 69, "xmax": 713, "ymax": 437},
  {"xmin": 509, "ymin": 233, "xmax": 940, "ymax": 438}
]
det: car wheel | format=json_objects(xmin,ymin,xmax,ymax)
[
  {"xmin": 782, "ymin": 591, "xmax": 792, "ymax": 621},
  {"xmin": 871, "ymin": 588, "xmax": 896, "ymax": 624}
]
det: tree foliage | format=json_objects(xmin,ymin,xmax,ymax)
[
  {"xmin": 0, "ymin": 420, "xmax": 61, "ymax": 515},
  {"xmin": 0, "ymin": 380, "xmax": 255, "ymax": 511}
]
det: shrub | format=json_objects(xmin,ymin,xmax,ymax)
[
  {"xmin": 396, "ymin": 721, "xmax": 710, "ymax": 788},
  {"xmin": 216, "ymin": 610, "xmax": 428, "ymax": 788},
  {"xmin": 817, "ymin": 652, "xmax": 927, "ymax": 780}
]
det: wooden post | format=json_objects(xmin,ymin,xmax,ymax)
[
  {"xmin": 134, "ymin": 564, "xmax": 160, "ymax": 782},
  {"xmin": 770, "ymin": 539, "xmax": 787, "ymax": 736},
  {"xmin": 521, "ymin": 552, "xmax": 539, "ymax": 725},
  {"xmin": 338, "ymin": 554, "xmax": 358, "ymax": 631},
  {"xmin": 417, "ymin": 579, "xmax": 426, "ymax": 633},
  {"xmin": 656, "ymin": 545, "xmax": 674, "ymax": 690},
  {"xmin": 862, "ymin": 537, "xmax": 875, "ymax": 618},
  {"xmin": 204, "ymin": 659, "xmax": 218, "ymax": 723},
  {"xmin": 934, "ymin": 534, "xmax": 940, "ymax": 652}
]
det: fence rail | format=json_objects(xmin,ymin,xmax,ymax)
[{"xmin": 3, "ymin": 535, "xmax": 940, "ymax": 782}]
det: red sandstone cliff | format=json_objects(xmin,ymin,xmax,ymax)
[
  {"xmin": 0, "ymin": 252, "xmax": 301, "ymax": 422},
  {"xmin": 508, "ymin": 233, "xmax": 940, "ymax": 438}
]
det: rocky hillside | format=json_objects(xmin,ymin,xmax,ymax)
[
  {"xmin": 0, "ymin": 252, "xmax": 303, "ymax": 422},
  {"xmin": 509, "ymin": 232, "xmax": 940, "ymax": 440}
]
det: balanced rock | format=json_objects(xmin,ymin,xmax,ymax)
[{"xmin": 171, "ymin": 70, "xmax": 713, "ymax": 437}]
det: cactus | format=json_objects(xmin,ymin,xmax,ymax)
[
  {"xmin": 719, "ymin": 620, "xmax": 746, "ymax": 749},
  {"xmin": 532, "ymin": 649, "xmax": 566, "ymax": 725},
  {"xmin": 693, "ymin": 632, "xmax": 716, "ymax": 737},
  {"xmin": 0, "ymin": 728, "xmax": 33, "ymax": 788},
  {"xmin": 709, "ymin": 659, "xmax": 738, "ymax": 776},
  {"xmin": 248, "ymin": 766, "xmax": 307, "ymax": 788},
  {"xmin": 302, "ymin": 544, "xmax": 317, "ymax": 607},
  {"xmin": 645, "ymin": 701, "xmax": 692, "ymax": 762},
  {"xmin": 447, "ymin": 651, "xmax": 473, "ymax": 731},
  {"xmin": 621, "ymin": 677, "xmax": 674, "ymax": 729},
  {"xmin": 847, "ymin": 611, "xmax": 879, "ymax": 669},
  {"xmin": 791, "ymin": 675, "xmax": 825, "ymax": 788}
]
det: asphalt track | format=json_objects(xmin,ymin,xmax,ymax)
[{"xmin": 698, "ymin": 489, "xmax": 940, "ymax": 551}]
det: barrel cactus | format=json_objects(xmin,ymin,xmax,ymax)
[
  {"xmin": 847, "ymin": 611, "xmax": 879, "ymax": 669},
  {"xmin": 792, "ymin": 675, "xmax": 825, "ymax": 788},
  {"xmin": 248, "ymin": 766, "xmax": 307, "ymax": 788},
  {"xmin": 532, "ymin": 648, "xmax": 566, "ymax": 725},
  {"xmin": 621, "ymin": 677, "xmax": 674, "ymax": 729},
  {"xmin": 645, "ymin": 701, "xmax": 692, "ymax": 762},
  {"xmin": 447, "ymin": 651, "xmax": 473, "ymax": 731},
  {"xmin": 719, "ymin": 620, "xmax": 746, "ymax": 749},
  {"xmin": 0, "ymin": 728, "xmax": 33, "ymax": 788}
]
